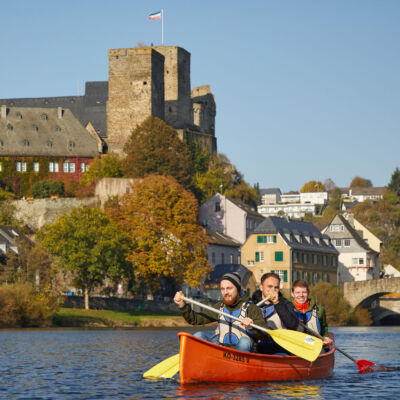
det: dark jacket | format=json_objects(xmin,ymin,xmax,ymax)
[
  {"xmin": 251, "ymin": 290, "xmax": 299, "ymax": 330},
  {"xmin": 179, "ymin": 292, "xmax": 269, "ymax": 344},
  {"xmin": 290, "ymin": 296, "xmax": 329, "ymax": 337}
]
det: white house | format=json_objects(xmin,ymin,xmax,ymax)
[{"xmin": 199, "ymin": 193, "xmax": 265, "ymax": 244}]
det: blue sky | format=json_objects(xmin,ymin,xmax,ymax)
[{"xmin": 1, "ymin": 1, "xmax": 399, "ymax": 192}]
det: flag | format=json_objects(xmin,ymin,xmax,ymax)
[{"xmin": 149, "ymin": 11, "xmax": 161, "ymax": 20}]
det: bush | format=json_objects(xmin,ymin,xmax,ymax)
[
  {"xmin": 349, "ymin": 307, "xmax": 373, "ymax": 326},
  {"xmin": 0, "ymin": 283, "xmax": 59, "ymax": 327},
  {"xmin": 31, "ymin": 180, "xmax": 64, "ymax": 198}
]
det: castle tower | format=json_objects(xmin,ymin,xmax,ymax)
[
  {"xmin": 191, "ymin": 85, "xmax": 216, "ymax": 135},
  {"xmin": 106, "ymin": 47, "xmax": 165, "ymax": 153},
  {"xmin": 153, "ymin": 46, "xmax": 192, "ymax": 129}
]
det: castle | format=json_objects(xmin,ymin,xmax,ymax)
[{"xmin": 0, "ymin": 45, "xmax": 217, "ymax": 155}]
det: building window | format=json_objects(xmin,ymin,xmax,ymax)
[
  {"xmin": 273, "ymin": 269, "xmax": 287, "ymax": 285},
  {"xmin": 221, "ymin": 253, "xmax": 225, "ymax": 264},
  {"xmin": 257, "ymin": 235, "xmax": 276, "ymax": 244},
  {"xmin": 312, "ymin": 272, "xmax": 317, "ymax": 285},
  {"xmin": 215, "ymin": 202, "xmax": 220, "ymax": 212},
  {"xmin": 68, "ymin": 141, "xmax": 75, "ymax": 151},
  {"xmin": 344, "ymin": 239, "xmax": 351, "ymax": 247},
  {"xmin": 359, "ymin": 258, "xmax": 364, "ymax": 265},
  {"xmin": 292, "ymin": 252, "xmax": 298, "ymax": 263},
  {"xmin": 23, "ymin": 139, "xmax": 30, "ymax": 147},
  {"xmin": 211, "ymin": 252, "xmax": 215, "ymax": 264},
  {"xmin": 47, "ymin": 141, "xmax": 53, "ymax": 148},
  {"xmin": 49, "ymin": 162, "xmax": 59, "ymax": 173},
  {"xmin": 33, "ymin": 162, "xmax": 39, "ymax": 172},
  {"xmin": 255, "ymin": 252, "xmax": 260, "ymax": 262},
  {"xmin": 312, "ymin": 254, "xmax": 318, "ymax": 265},
  {"xmin": 331, "ymin": 256, "xmax": 337, "ymax": 267},
  {"xmin": 247, "ymin": 260, "xmax": 255, "ymax": 267},
  {"xmin": 80, "ymin": 163, "xmax": 88, "ymax": 172},
  {"xmin": 275, "ymin": 251, "xmax": 283, "ymax": 262},
  {"xmin": 335, "ymin": 239, "xmax": 342, "ymax": 247},
  {"xmin": 301, "ymin": 253, "xmax": 308, "ymax": 264},
  {"xmin": 330, "ymin": 224, "xmax": 344, "ymax": 232},
  {"xmin": 260, "ymin": 251, "xmax": 264, "ymax": 262},
  {"xmin": 41, "ymin": 113, "xmax": 48, "ymax": 120},
  {"xmin": 322, "ymin": 255, "xmax": 327, "ymax": 266},
  {"xmin": 7, "ymin": 123, "xmax": 13, "ymax": 131},
  {"xmin": 230, "ymin": 254, "xmax": 233, "ymax": 264},
  {"xmin": 16, "ymin": 162, "xmax": 27, "ymax": 172},
  {"xmin": 55, "ymin": 126, "xmax": 61, "ymax": 132},
  {"xmin": 63, "ymin": 162, "xmax": 75, "ymax": 173}
]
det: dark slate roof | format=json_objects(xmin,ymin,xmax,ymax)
[
  {"xmin": 204, "ymin": 264, "xmax": 252, "ymax": 287},
  {"xmin": 227, "ymin": 196, "xmax": 265, "ymax": 219},
  {"xmin": 260, "ymin": 188, "xmax": 281, "ymax": 196},
  {"xmin": 0, "ymin": 225, "xmax": 31, "ymax": 248},
  {"xmin": 0, "ymin": 107, "xmax": 100, "ymax": 157},
  {"xmin": 206, "ymin": 228, "xmax": 241, "ymax": 248},
  {"xmin": 342, "ymin": 201, "xmax": 358, "ymax": 210},
  {"xmin": 253, "ymin": 216, "xmax": 338, "ymax": 254},
  {"xmin": 336, "ymin": 214, "xmax": 377, "ymax": 253},
  {"xmin": 0, "ymin": 81, "xmax": 108, "ymax": 138}
]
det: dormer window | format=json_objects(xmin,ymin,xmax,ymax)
[
  {"xmin": 47, "ymin": 141, "xmax": 53, "ymax": 148},
  {"xmin": 15, "ymin": 112, "xmax": 22, "ymax": 120},
  {"xmin": 32, "ymin": 124, "xmax": 38, "ymax": 132},
  {"xmin": 41, "ymin": 113, "xmax": 48, "ymax": 120},
  {"xmin": 55, "ymin": 126, "xmax": 61, "ymax": 132},
  {"xmin": 7, "ymin": 124, "xmax": 13, "ymax": 131},
  {"xmin": 23, "ymin": 139, "xmax": 30, "ymax": 147},
  {"xmin": 215, "ymin": 201, "xmax": 221, "ymax": 212},
  {"xmin": 68, "ymin": 141, "xmax": 75, "ymax": 151}
]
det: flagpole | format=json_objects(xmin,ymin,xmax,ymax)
[{"xmin": 161, "ymin": 9, "xmax": 164, "ymax": 45}]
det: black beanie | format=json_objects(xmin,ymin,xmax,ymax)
[{"xmin": 220, "ymin": 271, "xmax": 242, "ymax": 292}]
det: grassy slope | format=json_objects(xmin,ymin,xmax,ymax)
[{"xmin": 53, "ymin": 308, "xmax": 183, "ymax": 328}]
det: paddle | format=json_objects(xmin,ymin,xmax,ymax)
[
  {"xmin": 183, "ymin": 296, "xmax": 323, "ymax": 362},
  {"xmin": 299, "ymin": 322, "xmax": 376, "ymax": 373},
  {"xmin": 143, "ymin": 353, "xmax": 180, "ymax": 379}
]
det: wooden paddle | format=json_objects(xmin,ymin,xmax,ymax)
[
  {"xmin": 183, "ymin": 296, "xmax": 323, "ymax": 362},
  {"xmin": 299, "ymin": 322, "xmax": 376, "ymax": 372}
]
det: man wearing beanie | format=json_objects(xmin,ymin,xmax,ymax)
[{"xmin": 174, "ymin": 271, "xmax": 268, "ymax": 352}]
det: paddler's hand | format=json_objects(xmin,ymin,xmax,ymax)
[
  {"xmin": 269, "ymin": 293, "xmax": 279, "ymax": 305},
  {"xmin": 174, "ymin": 291, "xmax": 185, "ymax": 308},
  {"xmin": 323, "ymin": 336, "xmax": 333, "ymax": 346},
  {"xmin": 240, "ymin": 317, "xmax": 253, "ymax": 329}
]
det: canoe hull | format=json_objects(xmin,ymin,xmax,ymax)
[{"xmin": 178, "ymin": 332, "xmax": 334, "ymax": 383}]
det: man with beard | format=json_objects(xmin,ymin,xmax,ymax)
[{"xmin": 174, "ymin": 272, "xmax": 268, "ymax": 352}]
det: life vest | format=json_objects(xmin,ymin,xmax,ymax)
[
  {"xmin": 260, "ymin": 304, "xmax": 286, "ymax": 330},
  {"xmin": 295, "ymin": 305, "xmax": 321, "ymax": 334},
  {"xmin": 218, "ymin": 302, "xmax": 252, "ymax": 345}
]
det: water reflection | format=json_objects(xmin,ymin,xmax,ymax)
[{"xmin": 177, "ymin": 382, "xmax": 322, "ymax": 400}]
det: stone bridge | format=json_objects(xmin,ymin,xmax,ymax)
[{"xmin": 343, "ymin": 278, "xmax": 400, "ymax": 325}]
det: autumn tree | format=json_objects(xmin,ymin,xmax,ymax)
[
  {"xmin": 350, "ymin": 176, "xmax": 372, "ymax": 188},
  {"xmin": 388, "ymin": 167, "xmax": 400, "ymax": 196},
  {"xmin": 106, "ymin": 175, "xmax": 210, "ymax": 291},
  {"xmin": 122, "ymin": 117, "xmax": 193, "ymax": 188},
  {"xmin": 82, "ymin": 152, "xmax": 124, "ymax": 186},
  {"xmin": 37, "ymin": 206, "xmax": 131, "ymax": 309},
  {"xmin": 323, "ymin": 178, "xmax": 336, "ymax": 192},
  {"xmin": 300, "ymin": 181, "xmax": 326, "ymax": 193}
]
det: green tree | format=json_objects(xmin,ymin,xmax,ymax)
[
  {"xmin": 122, "ymin": 117, "xmax": 192, "ymax": 188},
  {"xmin": 31, "ymin": 180, "xmax": 64, "ymax": 198},
  {"xmin": 81, "ymin": 153, "xmax": 124, "ymax": 186},
  {"xmin": 300, "ymin": 181, "xmax": 326, "ymax": 193},
  {"xmin": 37, "ymin": 206, "xmax": 131, "ymax": 309},
  {"xmin": 388, "ymin": 167, "xmax": 400, "ymax": 196},
  {"xmin": 106, "ymin": 175, "xmax": 210, "ymax": 290},
  {"xmin": 350, "ymin": 176, "xmax": 372, "ymax": 188}
]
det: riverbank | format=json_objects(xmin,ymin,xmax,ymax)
[{"xmin": 52, "ymin": 307, "xmax": 192, "ymax": 328}]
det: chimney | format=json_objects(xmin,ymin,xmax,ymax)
[
  {"xmin": 57, "ymin": 107, "xmax": 63, "ymax": 119},
  {"xmin": 1, "ymin": 105, "xmax": 7, "ymax": 119}
]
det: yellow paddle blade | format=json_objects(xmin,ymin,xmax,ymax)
[
  {"xmin": 269, "ymin": 329, "xmax": 323, "ymax": 362},
  {"xmin": 143, "ymin": 353, "xmax": 180, "ymax": 379}
]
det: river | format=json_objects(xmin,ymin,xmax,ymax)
[{"xmin": 0, "ymin": 326, "xmax": 399, "ymax": 399}]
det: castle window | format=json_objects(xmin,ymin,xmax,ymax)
[
  {"xmin": 33, "ymin": 162, "xmax": 39, "ymax": 172},
  {"xmin": 63, "ymin": 162, "xmax": 75, "ymax": 173},
  {"xmin": 41, "ymin": 113, "xmax": 48, "ymax": 120},
  {"xmin": 47, "ymin": 141, "xmax": 53, "ymax": 148},
  {"xmin": 7, "ymin": 124, "xmax": 13, "ymax": 131},
  {"xmin": 49, "ymin": 162, "xmax": 59, "ymax": 173},
  {"xmin": 32, "ymin": 124, "xmax": 38, "ymax": 132},
  {"xmin": 55, "ymin": 126, "xmax": 61, "ymax": 132},
  {"xmin": 15, "ymin": 112, "xmax": 22, "ymax": 120},
  {"xmin": 0, "ymin": 140, "xmax": 3, "ymax": 149},
  {"xmin": 16, "ymin": 162, "xmax": 27, "ymax": 172},
  {"xmin": 68, "ymin": 141, "xmax": 75, "ymax": 151},
  {"xmin": 143, "ymin": 81, "xmax": 147, "ymax": 85},
  {"xmin": 23, "ymin": 139, "xmax": 30, "ymax": 147}
]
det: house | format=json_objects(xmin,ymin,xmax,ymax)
[
  {"xmin": 259, "ymin": 188, "xmax": 282, "ymax": 204},
  {"xmin": 0, "ymin": 225, "xmax": 30, "ymax": 255},
  {"xmin": 341, "ymin": 187, "xmax": 385, "ymax": 203},
  {"xmin": 0, "ymin": 105, "xmax": 102, "ymax": 195},
  {"xmin": 258, "ymin": 203, "xmax": 317, "ymax": 219},
  {"xmin": 203, "ymin": 264, "xmax": 256, "ymax": 301},
  {"xmin": 241, "ymin": 216, "xmax": 338, "ymax": 295},
  {"xmin": 321, "ymin": 214, "xmax": 380, "ymax": 283},
  {"xmin": 199, "ymin": 193, "xmax": 265, "ymax": 244},
  {"xmin": 205, "ymin": 227, "xmax": 241, "ymax": 266}
]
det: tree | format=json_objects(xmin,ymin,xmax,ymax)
[
  {"xmin": 122, "ymin": 117, "xmax": 192, "ymax": 188},
  {"xmin": 350, "ymin": 176, "xmax": 372, "ymax": 188},
  {"xmin": 300, "ymin": 181, "xmax": 326, "ymax": 193},
  {"xmin": 323, "ymin": 178, "xmax": 336, "ymax": 192},
  {"xmin": 81, "ymin": 152, "xmax": 124, "ymax": 186},
  {"xmin": 388, "ymin": 167, "xmax": 400, "ymax": 196},
  {"xmin": 106, "ymin": 175, "xmax": 210, "ymax": 290},
  {"xmin": 31, "ymin": 180, "xmax": 64, "ymax": 198},
  {"xmin": 37, "ymin": 206, "xmax": 131, "ymax": 309}
]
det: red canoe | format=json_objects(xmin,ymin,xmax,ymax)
[{"xmin": 178, "ymin": 332, "xmax": 335, "ymax": 383}]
